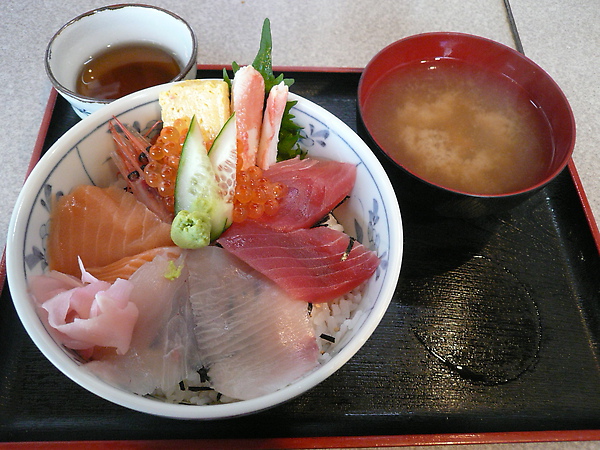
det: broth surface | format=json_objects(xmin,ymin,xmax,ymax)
[
  {"xmin": 76, "ymin": 43, "xmax": 181, "ymax": 100},
  {"xmin": 363, "ymin": 59, "xmax": 554, "ymax": 195}
]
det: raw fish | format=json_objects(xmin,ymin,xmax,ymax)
[
  {"xmin": 87, "ymin": 247, "xmax": 182, "ymax": 283},
  {"xmin": 47, "ymin": 185, "xmax": 174, "ymax": 278},
  {"xmin": 187, "ymin": 246, "xmax": 319, "ymax": 400},
  {"xmin": 84, "ymin": 251, "xmax": 199, "ymax": 396},
  {"xmin": 253, "ymin": 158, "xmax": 357, "ymax": 231},
  {"xmin": 218, "ymin": 221, "xmax": 379, "ymax": 303},
  {"xmin": 126, "ymin": 251, "xmax": 187, "ymax": 350}
]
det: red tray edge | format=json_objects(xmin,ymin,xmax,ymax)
[
  {"xmin": 568, "ymin": 159, "xmax": 600, "ymax": 254},
  {"xmin": 2, "ymin": 67, "xmax": 599, "ymax": 447},
  {"xmin": 219, "ymin": 64, "xmax": 364, "ymax": 74},
  {"xmin": 2, "ymin": 429, "xmax": 600, "ymax": 449}
]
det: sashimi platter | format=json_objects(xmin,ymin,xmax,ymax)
[{"xmin": 6, "ymin": 20, "xmax": 402, "ymax": 419}]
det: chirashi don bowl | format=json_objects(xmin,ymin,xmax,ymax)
[{"xmin": 6, "ymin": 82, "xmax": 403, "ymax": 419}]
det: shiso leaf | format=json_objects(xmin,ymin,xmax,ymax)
[
  {"xmin": 251, "ymin": 18, "xmax": 294, "ymax": 93},
  {"xmin": 277, "ymin": 100, "xmax": 306, "ymax": 161}
]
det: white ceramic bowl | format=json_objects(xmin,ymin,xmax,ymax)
[
  {"xmin": 45, "ymin": 4, "xmax": 198, "ymax": 119},
  {"xmin": 6, "ymin": 82, "xmax": 403, "ymax": 419}
]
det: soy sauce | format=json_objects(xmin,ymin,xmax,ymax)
[{"xmin": 76, "ymin": 43, "xmax": 181, "ymax": 100}]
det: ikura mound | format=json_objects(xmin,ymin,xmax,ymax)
[
  {"xmin": 7, "ymin": 81, "xmax": 402, "ymax": 420},
  {"xmin": 358, "ymin": 32, "xmax": 575, "ymax": 216}
]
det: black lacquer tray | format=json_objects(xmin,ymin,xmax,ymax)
[{"xmin": 1, "ymin": 69, "xmax": 600, "ymax": 446}]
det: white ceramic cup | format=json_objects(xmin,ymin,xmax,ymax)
[{"xmin": 45, "ymin": 4, "xmax": 198, "ymax": 119}]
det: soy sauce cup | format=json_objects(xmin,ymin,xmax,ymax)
[
  {"xmin": 45, "ymin": 4, "xmax": 198, "ymax": 119},
  {"xmin": 358, "ymin": 32, "xmax": 576, "ymax": 218}
]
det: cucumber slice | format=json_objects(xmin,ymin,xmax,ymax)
[
  {"xmin": 171, "ymin": 116, "xmax": 221, "ymax": 248},
  {"xmin": 208, "ymin": 113, "xmax": 237, "ymax": 237},
  {"xmin": 174, "ymin": 116, "xmax": 217, "ymax": 213}
]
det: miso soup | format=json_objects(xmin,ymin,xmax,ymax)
[{"xmin": 362, "ymin": 59, "xmax": 554, "ymax": 195}]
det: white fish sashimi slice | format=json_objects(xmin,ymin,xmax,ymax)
[
  {"xmin": 85, "ymin": 253, "xmax": 201, "ymax": 396},
  {"xmin": 187, "ymin": 246, "xmax": 319, "ymax": 400},
  {"xmin": 127, "ymin": 252, "xmax": 186, "ymax": 349}
]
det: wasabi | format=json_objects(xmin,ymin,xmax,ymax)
[{"xmin": 171, "ymin": 209, "xmax": 212, "ymax": 249}]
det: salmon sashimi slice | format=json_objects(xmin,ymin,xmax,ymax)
[
  {"xmin": 86, "ymin": 246, "xmax": 182, "ymax": 283},
  {"xmin": 254, "ymin": 157, "xmax": 357, "ymax": 231},
  {"xmin": 231, "ymin": 65, "xmax": 265, "ymax": 170},
  {"xmin": 217, "ymin": 221, "xmax": 379, "ymax": 303},
  {"xmin": 256, "ymin": 81, "xmax": 289, "ymax": 170},
  {"xmin": 47, "ymin": 185, "xmax": 174, "ymax": 278}
]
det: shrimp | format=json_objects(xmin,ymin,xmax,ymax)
[{"xmin": 108, "ymin": 118, "xmax": 174, "ymax": 223}]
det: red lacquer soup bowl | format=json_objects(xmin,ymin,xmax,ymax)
[{"xmin": 358, "ymin": 32, "xmax": 575, "ymax": 217}]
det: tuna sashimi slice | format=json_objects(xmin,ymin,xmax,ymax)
[
  {"xmin": 217, "ymin": 222, "xmax": 379, "ymax": 303},
  {"xmin": 254, "ymin": 158, "xmax": 357, "ymax": 231},
  {"xmin": 187, "ymin": 246, "xmax": 319, "ymax": 400},
  {"xmin": 47, "ymin": 185, "xmax": 174, "ymax": 278}
]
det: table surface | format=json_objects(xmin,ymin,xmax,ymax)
[{"xmin": 1, "ymin": 1, "xmax": 598, "ymax": 448}]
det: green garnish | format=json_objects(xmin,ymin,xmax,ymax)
[
  {"xmin": 171, "ymin": 209, "xmax": 211, "ymax": 249},
  {"xmin": 277, "ymin": 100, "xmax": 306, "ymax": 161},
  {"xmin": 250, "ymin": 18, "xmax": 293, "ymax": 93},
  {"xmin": 164, "ymin": 260, "xmax": 183, "ymax": 280}
]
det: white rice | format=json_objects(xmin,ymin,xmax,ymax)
[{"xmin": 311, "ymin": 286, "xmax": 364, "ymax": 364}]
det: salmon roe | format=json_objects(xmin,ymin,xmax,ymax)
[
  {"xmin": 140, "ymin": 119, "xmax": 286, "ymax": 222},
  {"xmin": 232, "ymin": 165, "xmax": 287, "ymax": 223},
  {"xmin": 143, "ymin": 122, "xmax": 187, "ymax": 212}
]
